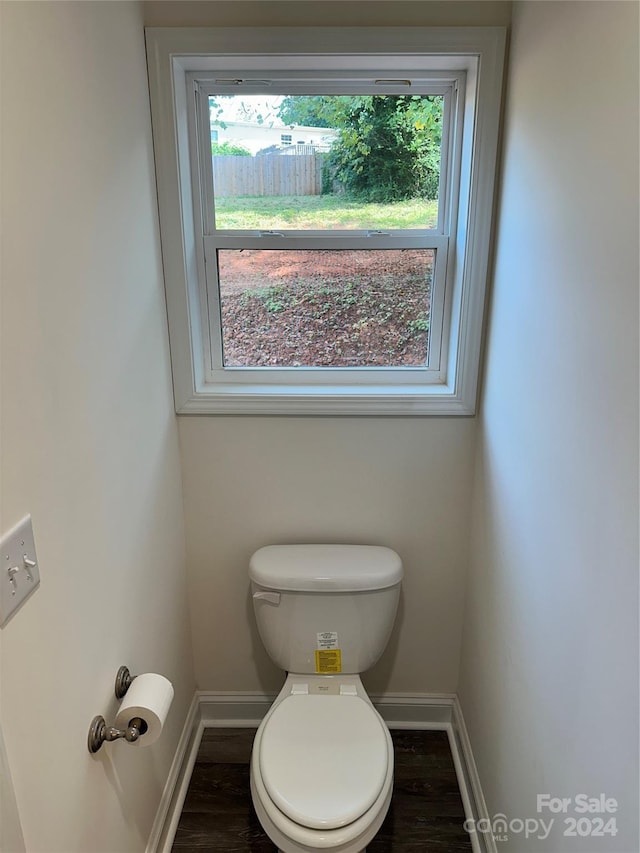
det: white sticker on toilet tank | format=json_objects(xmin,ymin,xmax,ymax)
[{"xmin": 317, "ymin": 632, "xmax": 339, "ymax": 650}]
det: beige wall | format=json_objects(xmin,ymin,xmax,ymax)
[
  {"xmin": 0, "ymin": 2, "xmax": 195, "ymax": 851},
  {"xmin": 179, "ymin": 416, "xmax": 476, "ymax": 694},
  {"xmin": 459, "ymin": 2, "xmax": 639, "ymax": 851},
  {"xmin": 143, "ymin": 0, "xmax": 512, "ymax": 28}
]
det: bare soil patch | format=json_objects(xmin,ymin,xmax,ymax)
[{"xmin": 218, "ymin": 249, "xmax": 432, "ymax": 367}]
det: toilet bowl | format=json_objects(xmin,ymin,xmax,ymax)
[{"xmin": 248, "ymin": 545, "xmax": 403, "ymax": 853}]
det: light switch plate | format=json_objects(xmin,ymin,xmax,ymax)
[{"xmin": 0, "ymin": 515, "xmax": 40, "ymax": 627}]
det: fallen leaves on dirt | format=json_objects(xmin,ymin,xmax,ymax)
[{"xmin": 218, "ymin": 249, "xmax": 432, "ymax": 367}]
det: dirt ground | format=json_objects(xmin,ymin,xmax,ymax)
[{"xmin": 218, "ymin": 249, "xmax": 432, "ymax": 367}]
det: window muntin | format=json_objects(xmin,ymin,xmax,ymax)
[{"xmin": 192, "ymin": 75, "xmax": 460, "ymax": 378}]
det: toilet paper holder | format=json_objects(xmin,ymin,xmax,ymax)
[
  {"xmin": 87, "ymin": 666, "xmax": 146, "ymax": 754},
  {"xmin": 87, "ymin": 713, "xmax": 148, "ymax": 753},
  {"xmin": 114, "ymin": 665, "xmax": 135, "ymax": 699}
]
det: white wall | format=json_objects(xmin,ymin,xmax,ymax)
[
  {"xmin": 149, "ymin": 0, "xmax": 509, "ymax": 699},
  {"xmin": 459, "ymin": 2, "xmax": 639, "ymax": 851},
  {"xmin": 0, "ymin": 2, "xmax": 195, "ymax": 851}
]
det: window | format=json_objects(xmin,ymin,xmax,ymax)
[{"xmin": 146, "ymin": 27, "xmax": 506, "ymax": 414}]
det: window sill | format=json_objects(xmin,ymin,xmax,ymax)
[{"xmin": 176, "ymin": 384, "xmax": 476, "ymax": 416}]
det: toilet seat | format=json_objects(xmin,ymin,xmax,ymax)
[{"xmin": 259, "ymin": 693, "xmax": 388, "ymax": 831}]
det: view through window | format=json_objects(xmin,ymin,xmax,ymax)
[{"xmin": 207, "ymin": 93, "xmax": 444, "ymax": 369}]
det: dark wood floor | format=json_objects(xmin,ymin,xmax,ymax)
[{"xmin": 172, "ymin": 728, "xmax": 472, "ymax": 852}]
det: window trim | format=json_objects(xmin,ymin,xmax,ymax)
[{"xmin": 146, "ymin": 27, "xmax": 506, "ymax": 415}]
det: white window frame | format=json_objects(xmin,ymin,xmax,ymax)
[{"xmin": 146, "ymin": 27, "xmax": 506, "ymax": 415}]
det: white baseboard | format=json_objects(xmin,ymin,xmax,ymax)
[
  {"xmin": 371, "ymin": 692, "xmax": 456, "ymax": 728},
  {"xmin": 0, "ymin": 723, "xmax": 26, "ymax": 853},
  {"xmin": 198, "ymin": 690, "xmax": 458, "ymax": 728},
  {"xmin": 451, "ymin": 697, "xmax": 497, "ymax": 853},
  {"xmin": 148, "ymin": 691, "xmax": 490, "ymax": 853},
  {"xmin": 199, "ymin": 690, "xmax": 276, "ymax": 727},
  {"xmin": 146, "ymin": 692, "xmax": 202, "ymax": 853}
]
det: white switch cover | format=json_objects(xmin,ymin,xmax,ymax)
[{"xmin": 0, "ymin": 515, "xmax": 40, "ymax": 627}]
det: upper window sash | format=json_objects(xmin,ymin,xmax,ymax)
[{"xmin": 188, "ymin": 72, "xmax": 463, "ymax": 239}]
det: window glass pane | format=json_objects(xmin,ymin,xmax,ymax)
[
  {"xmin": 218, "ymin": 249, "xmax": 434, "ymax": 367},
  {"xmin": 210, "ymin": 95, "xmax": 442, "ymax": 230}
]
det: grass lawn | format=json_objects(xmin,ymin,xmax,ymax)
[{"xmin": 215, "ymin": 195, "xmax": 439, "ymax": 230}]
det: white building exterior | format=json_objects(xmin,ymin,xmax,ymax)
[{"xmin": 211, "ymin": 120, "xmax": 337, "ymax": 155}]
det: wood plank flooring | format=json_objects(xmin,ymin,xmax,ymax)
[{"xmin": 172, "ymin": 728, "xmax": 472, "ymax": 852}]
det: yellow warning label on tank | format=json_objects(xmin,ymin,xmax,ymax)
[{"xmin": 315, "ymin": 649, "xmax": 342, "ymax": 674}]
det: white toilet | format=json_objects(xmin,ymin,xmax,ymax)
[{"xmin": 249, "ymin": 544, "xmax": 403, "ymax": 853}]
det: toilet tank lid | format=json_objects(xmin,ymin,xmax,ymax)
[{"xmin": 249, "ymin": 545, "xmax": 403, "ymax": 592}]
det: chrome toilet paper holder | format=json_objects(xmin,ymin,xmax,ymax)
[{"xmin": 88, "ymin": 666, "xmax": 147, "ymax": 753}]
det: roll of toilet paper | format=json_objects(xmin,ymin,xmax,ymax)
[{"xmin": 114, "ymin": 673, "xmax": 174, "ymax": 747}]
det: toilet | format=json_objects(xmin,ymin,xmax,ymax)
[{"xmin": 249, "ymin": 544, "xmax": 403, "ymax": 853}]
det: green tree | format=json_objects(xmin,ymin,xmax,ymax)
[
  {"xmin": 211, "ymin": 141, "xmax": 252, "ymax": 157},
  {"xmin": 278, "ymin": 95, "xmax": 350, "ymax": 129},
  {"xmin": 328, "ymin": 95, "xmax": 442, "ymax": 202},
  {"xmin": 278, "ymin": 95, "xmax": 442, "ymax": 202}
]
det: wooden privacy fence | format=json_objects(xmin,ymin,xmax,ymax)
[{"xmin": 213, "ymin": 154, "xmax": 324, "ymax": 197}]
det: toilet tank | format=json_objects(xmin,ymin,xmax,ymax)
[{"xmin": 249, "ymin": 545, "xmax": 402, "ymax": 675}]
